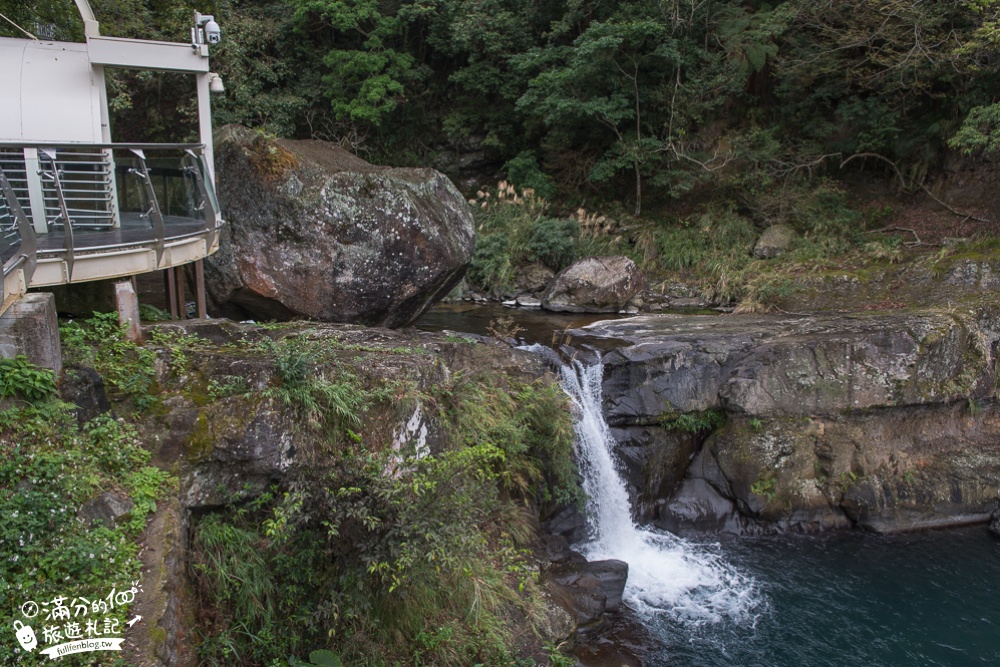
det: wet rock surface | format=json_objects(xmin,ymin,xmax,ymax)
[
  {"xmin": 544, "ymin": 559, "xmax": 629, "ymax": 626},
  {"xmin": 206, "ymin": 125, "xmax": 475, "ymax": 327}
]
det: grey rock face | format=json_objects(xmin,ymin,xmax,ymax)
[
  {"xmin": 515, "ymin": 263, "xmax": 556, "ymax": 294},
  {"xmin": 206, "ymin": 125, "xmax": 475, "ymax": 328},
  {"xmin": 610, "ymin": 426, "xmax": 697, "ymax": 519},
  {"xmin": 575, "ymin": 311, "xmax": 1000, "ymax": 534},
  {"xmin": 60, "ymin": 364, "xmax": 111, "ymax": 424},
  {"xmin": 542, "ymin": 256, "xmax": 644, "ymax": 313},
  {"xmin": 78, "ymin": 491, "xmax": 133, "ymax": 527},
  {"xmin": 545, "ymin": 559, "xmax": 629, "ymax": 625},
  {"xmin": 542, "ymin": 504, "xmax": 590, "ymax": 544},
  {"xmin": 753, "ymin": 224, "xmax": 799, "ymax": 259},
  {"xmin": 585, "ymin": 313, "xmax": 995, "ymax": 422}
]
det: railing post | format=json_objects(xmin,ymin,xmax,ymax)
[
  {"xmin": 0, "ymin": 167, "xmax": 37, "ymax": 285},
  {"xmin": 184, "ymin": 149, "xmax": 219, "ymax": 252},
  {"xmin": 128, "ymin": 148, "xmax": 166, "ymax": 268},
  {"xmin": 0, "ymin": 167, "xmax": 38, "ymax": 312},
  {"xmin": 39, "ymin": 149, "xmax": 75, "ymax": 282}
]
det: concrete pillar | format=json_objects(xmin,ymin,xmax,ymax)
[
  {"xmin": 114, "ymin": 280, "xmax": 142, "ymax": 343},
  {"xmin": 0, "ymin": 293, "xmax": 62, "ymax": 373}
]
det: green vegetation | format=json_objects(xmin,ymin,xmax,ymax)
[
  {"xmin": 662, "ymin": 409, "xmax": 726, "ymax": 435},
  {"xmin": 0, "ymin": 354, "xmax": 57, "ymax": 403},
  {"xmin": 4, "ymin": 314, "xmax": 580, "ymax": 666},
  {"xmin": 468, "ymin": 183, "xmax": 581, "ymax": 295},
  {"xmin": 259, "ymin": 337, "xmax": 391, "ymax": 436},
  {"xmin": 750, "ymin": 475, "xmax": 777, "ymax": 501},
  {"xmin": 8, "ymin": 0, "xmax": 1000, "ymax": 303},
  {"xmin": 191, "ymin": 364, "xmax": 578, "ymax": 666},
  {"xmin": 60, "ymin": 313, "xmax": 160, "ymax": 411},
  {"xmin": 0, "ymin": 360, "xmax": 173, "ymax": 667},
  {"xmin": 7, "ymin": 0, "xmax": 998, "ymax": 212}
]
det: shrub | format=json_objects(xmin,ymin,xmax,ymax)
[
  {"xmin": 0, "ymin": 355, "xmax": 57, "ymax": 403},
  {"xmin": 467, "ymin": 182, "xmax": 580, "ymax": 294}
]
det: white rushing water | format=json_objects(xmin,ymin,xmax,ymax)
[{"xmin": 558, "ymin": 358, "xmax": 762, "ymax": 625}]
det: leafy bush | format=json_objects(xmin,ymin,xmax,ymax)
[
  {"xmin": 61, "ymin": 312, "xmax": 158, "ymax": 411},
  {"xmin": 505, "ymin": 151, "xmax": 556, "ymax": 200},
  {"xmin": 0, "ymin": 403, "xmax": 173, "ymax": 666},
  {"xmin": 663, "ymin": 409, "xmax": 726, "ymax": 434},
  {"xmin": 468, "ymin": 182, "xmax": 580, "ymax": 294},
  {"xmin": 0, "ymin": 355, "xmax": 57, "ymax": 403},
  {"xmin": 526, "ymin": 218, "xmax": 579, "ymax": 270},
  {"xmin": 468, "ymin": 232, "xmax": 514, "ymax": 294}
]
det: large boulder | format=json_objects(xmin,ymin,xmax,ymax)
[
  {"xmin": 542, "ymin": 256, "xmax": 644, "ymax": 313},
  {"xmin": 753, "ymin": 224, "xmax": 798, "ymax": 259},
  {"xmin": 206, "ymin": 125, "xmax": 475, "ymax": 327},
  {"xmin": 545, "ymin": 559, "xmax": 629, "ymax": 626}
]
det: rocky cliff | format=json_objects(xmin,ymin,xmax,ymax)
[
  {"xmin": 61, "ymin": 320, "xmax": 598, "ymax": 666},
  {"xmin": 575, "ymin": 308, "xmax": 1000, "ymax": 534}
]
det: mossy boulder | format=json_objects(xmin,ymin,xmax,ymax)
[
  {"xmin": 753, "ymin": 224, "xmax": 799, "ymax": 259},
  {"xmin": 206, "ymin": 125, "xmax": 475, "ymax": 327},
  {"xmin": 542, "ymin": 255, "xmax": 644, "ymax": 313}
]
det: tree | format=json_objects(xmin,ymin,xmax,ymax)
[
  {"xmin": 293, "ymin": 0, "xmax": 422, "ymax": 126},
  {"xmin": 517, "ymin": 19, "xmax": 679, "ymax": 214},
  {"xmin": 949, "ymin": 0, "xmax": 1000, "ymax": 154}
]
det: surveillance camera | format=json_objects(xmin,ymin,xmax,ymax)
[{"xmin": 204, "ymin": 19, "xmax": 221, "ymax": 44}]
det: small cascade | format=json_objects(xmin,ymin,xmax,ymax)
[{"xmin": 558, "ymin": 357, "xmax": 762, "ymax": 624}]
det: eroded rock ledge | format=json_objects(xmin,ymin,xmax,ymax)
[{"xmin": 575, "ymin": 309, "xmax": 1000, "ymax": 535}]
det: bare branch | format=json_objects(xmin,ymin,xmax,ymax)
[{"xmin": 840, "ymin": 152, "xmax": 989, "ymax": 223}]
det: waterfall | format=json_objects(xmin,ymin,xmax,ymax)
[{"xmin": 558, "ymin": 357, "xmax": 762, "ymax": 624}]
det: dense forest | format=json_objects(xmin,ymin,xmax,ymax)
[
  {"xmin": 4, "ymin": 0, "xmax": 1000, "ymax": 208},
  {"xmin": 3, "ymin": 0, "xmax": 1000, "ymax": 303}
]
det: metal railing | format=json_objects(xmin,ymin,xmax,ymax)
[
  {"xmin": 0, "ymin": 142, "xmax": 223, "ymax": 312},
  {"xmin": 1, "ymin": 167, "xmax": 38, "ymax": 311}
]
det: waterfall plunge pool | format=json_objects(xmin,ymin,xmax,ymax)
[{"xmin": 418, "ymin": 305, "xmax": 1000, "ymax": 667}]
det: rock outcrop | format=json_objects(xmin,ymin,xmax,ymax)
[
  {"xmin": 542, "ymin": 256, "xmax": 644, "ymax": 313},
  {"xmin": 206, "ymin": 125, "xmax": 475, "ymax": 328},
  {"xmin": 117, "ymin": 320, "xmax": 595, "ymax": 665},
  {"xmin": 545, "ymin": 559, "xmax": 629, "ymax": 626},
  {"xmin": 574, "ymin": 310, "xmax": 1000, "ymax": 534}
]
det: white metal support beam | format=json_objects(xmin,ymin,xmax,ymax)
[
  {"xmin": 195, "ymin": 73, "xmax": 215, "ymax": 184},
  {"xmin": 73, "ymin": 0, "xmax": 100, "ymax": 37},
  {"xmin": 22, "ymin": 149, "xmax": 47, "ymax": 234},
  {"xmin": 87, "ymin": 36, "xmax": 210, "ymax": 73}
]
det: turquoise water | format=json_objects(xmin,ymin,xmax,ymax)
[{"xmin": 650, "ymin": 529, "xmax": 1000, "ymax": 667}]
